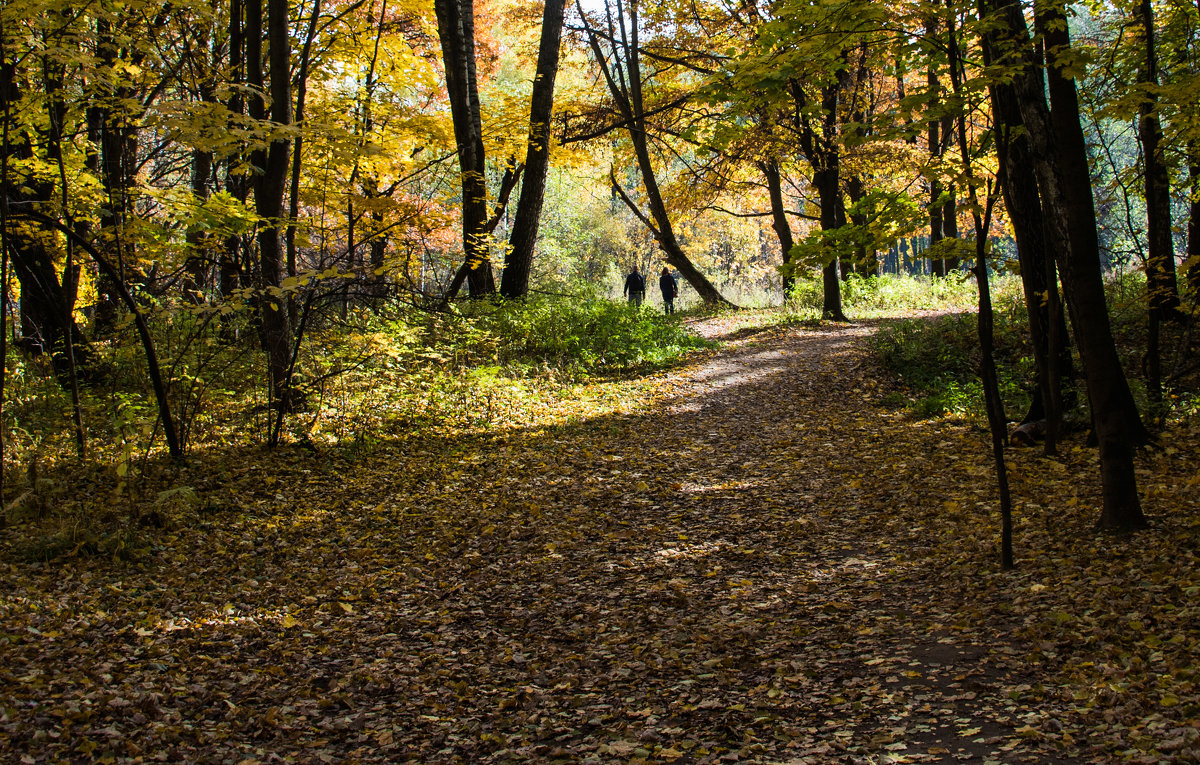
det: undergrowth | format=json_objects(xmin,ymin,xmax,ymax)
[
  {"xmin": 476, "ymin": 292, "xmax": 712, "ymax": 373},
  {"xmin": 868, "ymin": 308, "xmax": 1034, "ymax": 421},
  {"xmin": 868, "ymin": 270, "xmax": 1200, "ymax": 426},
  {"xmin": 707, "ymin": 272, "xmax": 983, "ymax": 336},
  {"xmin": 796, "ymin": 272, "xmax": 980, "ymax": 317},
  {"xmin": 0, "ymin": 289, "xmax": 710, "ymax": 560}
]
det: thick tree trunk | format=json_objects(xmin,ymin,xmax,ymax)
[
  {"xmin": 90, "ymin": 18, "xmax": 140, "ymax": 334},
  {"xmin": 989, "ymin": 0, "xmax": 1148, "ymax": 529},
  {"xmin": 1, "ymin": 59, "xmax": 90, "ymax": 371},
  {"xmin": 996, "ymin": 101, "xmax": 1071, "ymax": 449},
  {"xmin": 500, "ymin": 0, "xmax": 566, "ymax": 299},
  {"xmin": 791, "ymin": 70, "xmax": 849, "ymax": 320},
  {"xmin": 983, "ymin": 26, "xmax": 1071, "ymax": 454},
  {"xmin": 813, "ymin": 164, "xmax": 848, "ymax": 320},
  {"xmin": 435, "ymin": 0, "xmax": 493, "ymax": 300}
]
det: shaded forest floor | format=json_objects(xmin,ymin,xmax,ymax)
[{"xmin": 3, "ymin": 312, "xmax": 1200, "ymax": 763}]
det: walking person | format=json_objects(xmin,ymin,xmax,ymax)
[
  {"xmin": 659, "ymin": 267, "xmax": 678, "ymax": 315},
  {"xmin": 623, "ymin": 265, "xmax": 645, "ymax": 306}
]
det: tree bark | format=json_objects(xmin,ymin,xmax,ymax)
[
  {"xmin": 286, "ymin": 0, "xmax": 323, "ymax": 313},
  {"xmin": 987, "ymin": 0, "xmax": 1148, "ymax": 529},
  {"xmin": 90, "ymin": 17, "xmax": 141, "ymax": 334},
  {"xmin": 926, "ymin": 15, "xmax": 946, "ymax": 278},
  {"xmin": 813, "ymin": 162, "xmax": 849, "ymax": 320},
  {"xmin": 761, "ymin": 158, "xmax": 797, "ymax": 295},
  {"xmin": 435, "ymin": 0, "xmax": 494, "ymax": 300},
  {"xmin": 993, "ymin": 94, "xmax": 1071, "ymax": 452},
  {"xmin": 846, "ymin": 173, "xmax": 877, "ymax": 276},
  {"xmin": 791, "ymin": 74, "xmax": 849, "ymax": 321},
  {"xmin": 248, "ymin": 0, "xmax": 296, "ymax": 410},
  {"xmin": 1188, "ymin": 142, "xmax": 1200, "ymax": 301},
  {"xmin": 1136, "ymin": 0, "xmax": 1180, "ymax": 322},
  {"xmin": 1, "ymin": 57, "xmax": 90, "ymax": 372},
  {"xmin": 944, "ymin": 4, "xmax": 1013, "ymax": 566},
  {"xmin": 500, "ymin": 0, "xmax": 567, "ymax": 299},
  {"xmin": 221, "ymin": 0, "xmax": 248, "ymax": 300}
]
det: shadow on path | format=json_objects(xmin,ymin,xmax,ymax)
[{"xmin": 1, "ymin": 318, "xmax": 1079, "ymax": 764}]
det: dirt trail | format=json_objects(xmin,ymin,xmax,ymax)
[{"xmin": 1, "ymin": 318, "xmax": 1080, "ymax": 764}]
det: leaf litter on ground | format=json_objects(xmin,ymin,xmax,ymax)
[{"xmin": 1, "ymin": 310, "xmax": 1198, "ymax": 764}]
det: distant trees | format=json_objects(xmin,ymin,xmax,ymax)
[{"xmin": 576, "ymin": 0, "xmax": 730, "ymax": 305}]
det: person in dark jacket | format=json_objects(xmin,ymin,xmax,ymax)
[
  {"xmin": 623, "ymin": 265, "xmax": 645, "ymax": 306},
  {"xmin": 659, "ymin": 267, "xmax": 678, "ymax": 314}
]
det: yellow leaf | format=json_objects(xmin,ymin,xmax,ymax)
[{"xmin": 281, "ymin": 615, "xmax": 298, "ymax": 628}]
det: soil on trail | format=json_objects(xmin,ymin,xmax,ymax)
[{"xmin": 0, "ymin": 318, "xmax": 1132, "ymax": 763}]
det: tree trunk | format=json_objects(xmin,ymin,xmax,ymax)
[
  {"xmin": 580, "ymin": 0, "xmax": 729, "ymax": 305},
  {"xmin": 287, "ymin": 0, "xmax": 323, "ymax": 315},
  {"xmin": 994, "ymin": 93, "xmax": 1070, "ymax": 451},
  {"xmin": 1, "ymin": 58, "xmax": 90, "ymax": 372},
  {"xmin": 1188, "ymin": 142, "xmax": 1200, "ymax": 301},
  {"xmin": 1136, "ymin": 0, "xmax": 1180, "ymax": 322},
  {"xmin": 91, "ymin": 17, "xmax": 140, "ymax": 335},
  {"xmin": 248, "ymin": 0, "xmax": 296, "ymax": 410},
  {"xmin": 813, "ymin": 163, "xmax": 848, "ymax": 320},
  {"xmin": 926, "ymin": 20, "xmax": 946, "ymax": 279},
  {"xmin": 182, "ymin": 20, "xmax": 218, "ymax": 302},
  {"xmin": 500, "ymin": 0, "xmax": 566, "ymax": 299},
  {"xmin": 762, "ymin": 158, "xmax": 797, "ymax": 295},
  {"xmin": 221, "ymin": 0, "xmax": 247, "ymax": 300},
  {"xmin": 435, "ymin": 0, "xmax": 494, "ymax": 300},
  {"xmin": 790, "ymin": 69, "xmax": 849, "ymax": 320},
  {"xmin": 989, "ymin": 0, "xmax": 1148, "ymax": 529},
  {"xmin": 846, "ymin": 173, "xmax": 877, "ymax": 276},
  {"xmin": 945, "ymin": 2, "xmax": 1013, "ymax": 567}
]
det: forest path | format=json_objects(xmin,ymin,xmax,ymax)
[{"xmin": 3, "ymin": 316, "xmax": 1095, "ymax": 763}]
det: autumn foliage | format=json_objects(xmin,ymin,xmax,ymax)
[{"xmin": 2, "ymin": 0, "xmax": 1200, "ymax": 759}]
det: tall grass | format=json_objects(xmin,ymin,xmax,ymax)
[
  {"xmin": 477, "ymin": 292, "xmax": 712, "ymax": 373},
  {"xmin": 791, "ymin": 272, "xmax": 981, "ymax": 316}
]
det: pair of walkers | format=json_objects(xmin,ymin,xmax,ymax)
[{"xmin": 623, "ymin": 265, "xmax": 678, "ymax": 314}]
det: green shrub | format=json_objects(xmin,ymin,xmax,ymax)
[
  {"xmin": 843, "ymin": 272, "xmax": 982, "ymax": 314},
  {"xmin": 477, "ymin": 292, "xmax": 714, "ymax": 374},
  {"xmin": 785, "ymin": 272, "xmax": 989, "ymax": 316},
  {"xmin": 868, "ymin": 305, "xmax": 1035, "ymax": 422}
]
